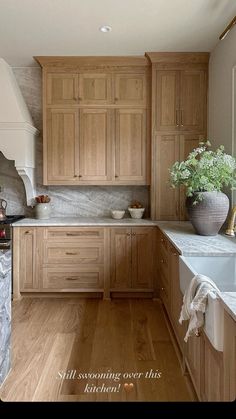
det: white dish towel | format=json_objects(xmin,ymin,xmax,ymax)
[{"xmin": 179, "ymin": 274, "xmax": 221, "ymax": 342}]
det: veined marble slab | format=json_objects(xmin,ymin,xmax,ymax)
[
  {"xmin": 13, "ymin": 217, "xmax": 157, "ymax": 227},
  {"xmin": 156, "ymin": 221, "xmax": 236, "ymax": 256},
  {"xmin": 0, "ymin": 249, "xmax": 11, "ymax": 387}
]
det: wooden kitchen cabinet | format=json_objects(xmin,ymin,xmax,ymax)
[
  {"xmin": 46, "ymin": 108, "xmax": 78, "ymax": 182},
  {"xmin": 114, "ymin": 73, "xmax": 146, "ymax": 106},
  {"xmin": 154, "ymin": 132, "xmax": 204, "ymax": 220},
  {"xmin": 15, "ymin": 228, "xmax": 41, "ymax": 292},
  {"xmin": 155, "ymin": 68, "xmax": 207, "ymax": 133},
  {"xmin": 78, "ymin": 73, "xmax": 112, "ymax": 105},
  {"xmin": 185, "ymin": 334, "xmax": 202, "ymax": 399},
  {"xmin": 146, "ymin": 52, "xmax": 209, "ymax": 220},
  {"xmin": 110, "ymin": 227, "xmax": 154, "ymax": 291},
  {"xmin": 37, "ymin": 56, "xmax": 150, "ymax": 186},
  {"xmin": 46, "ymin": 73, "xmax": 78, "ymax": 105},
  {"xmin": 115, "ymin": 109, "xmax": 147, "ymax": 183},
  {"xmin": 200, "ymin": 333, "xmax": 224, "ymax": 401},
  {"xmin": 79, "ymin": 108, "xmax": 112, "ymax": 181},
  {"xmin": 223, "ymin": 311, "xmax": 236, "ymax": 401}
]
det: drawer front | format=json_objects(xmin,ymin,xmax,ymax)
[
  {"xmin": 44, "ymin": 227, "xmax": 104, "ymax": 241},
  {"xmin": 42, "ymin": 267, "xmax": 104, "ymax": 290},
  {"xmin": 159, "ymin": 276, "xmax": 170, "ymax": 313},
  {"xmin": 43, "ymin": 242, "xmax": 104, "ymax": 264}
]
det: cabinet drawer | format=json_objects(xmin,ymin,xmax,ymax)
[
  {"xmin": 159, "ymin": 276, "xmax": 170, "ymax": 312},
  {"xmin": 44, "ymin": 227, "xmax": 104, "ymax": 241},
  {"xmin": 42, "ymin": 266, "xmax": 104, "ymax": 290},
  {"xmin": 43, "ymin": 242, "xmax": 104, "ymax": 264}
]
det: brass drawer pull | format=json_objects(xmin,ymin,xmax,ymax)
[
  {"xmin": 160, "ymin": 259, "xmax": 164, "ymax": 263},
  {"xmin": 161, "ymin": 287, "xmax": 165, "ymax": 291},
  {"xmin": 66, "ymin": 277, "xmax": 80, "ymax": 281},
  {"xmin": 66, "ymin": 233, "xmax": 81, "ymax": 236},
  {"xmin": 161, "ymin": 238, "xmax": 164, "ymax": 242},
  {"xmin": 24, "ymin": 230, "xmax": 31, "ymax": 234},
  {"xmin": 65, "ymin": 252, "xmax": 77, "ymax": 255}
]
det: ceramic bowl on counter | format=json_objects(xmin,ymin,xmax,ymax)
[
  {"xmin": 111, "ymin": 210, "xmax": 125, "ymax": 219},
  {"xmin": 128, "ymin": 207, "xmax": 145, "ymax": 219}
]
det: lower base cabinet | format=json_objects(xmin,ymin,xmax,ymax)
[
  {"xmin": 110, "ymin": 227, "xmax": 155, "ymax": 291},
  {"xmin": 14, "ymin": 226, "xmax": 155, "ymax": 298},
  {"xmin": 156, "ymin": 226, "xmax": 235, "ymax": 402}
]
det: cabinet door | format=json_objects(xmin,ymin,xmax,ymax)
[
  {"xmin": 79, "ymin": 73, "xmax": 112, "ymax": 105},
  {"xmin": 155, "ymin": 134, "xmax": 180, "ymax": 220},
  {"xmin": 79, "ymin": 109, "xmax": 112, "ymax": 181},
  {"xmin": 169, "ymin": 245, "xmax": 185, "ymax": 352},
  {"xmin": 180, "ymin": 69, "xmax": 207, "ymax": 132},
  {"xmin": 115, "ymin": 109, "xmax": 146, "ymax": 183},
  {"xmin": 114, "ymin": 74, "xmax": 146, "ymax": 106},
  {"xmin": 46, "ymin": 109, "xmax": 78, "ymax": 183},
  {"xmin": 46, "ymin": 73, "xmax": 78, "ymax": 105},
  {"xmin": 19, "ymin": 228, "xmax": 38, "ymax": 290},
  {"xmin": 131, "ymin": 228, "xmax": 154, "ymax": 289},
  {"xmin": 110, "ymin": 228, "xmax": 132, "ymax": 289},
  {"xmin": 179, "ymin": 134, "xmax": 204, "ymax": 220},
  {"xmin": 201, "ymin": 333, "xmax": 223, "ymax": 401},
  {"xmin": 185, "ymin": 334, "xmax": 201, "ymax": 399},
  {"xmin": 155, "ymin": 70, "xmax": 180, "ymax": 131}
]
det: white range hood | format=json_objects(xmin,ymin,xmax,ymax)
[{"xmin": 0, "ymin": 58, "xmax": 39, "ymax": 206}]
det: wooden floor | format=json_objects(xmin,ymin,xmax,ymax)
[{"xmin": 0, "ymin": 298, "xmax": 193, "ymax": 402}]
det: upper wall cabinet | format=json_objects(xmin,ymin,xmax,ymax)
[
  {"xmin": 35, "ymin": 56, "xmax": 150, "ymax": 186},
  {"xmin": 79, "ymin": 73, "xmax": 112, "ymax": 105},
  {"xmin": 155, "ymin": 69, "xmax": 207, "ymax": 132},
  {"xmin": 46, "ymin": 73, "xmax": 78, "ymax": 105},
  {"xmin": 114, "ymin": 74, "xmax": 146, "ymax": 106}
]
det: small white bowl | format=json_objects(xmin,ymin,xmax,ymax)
[
  {"xmin": 128, "ymin": 207, "xmax": 145, "ymax": 219},
  {"xmin": 111, "ymin": 210, "xmax": 125, "ymax": 219}
]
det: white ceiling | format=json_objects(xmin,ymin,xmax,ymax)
[{"xmin": 0, "ymin": 0, "xmax": 236, "ymax": 66}]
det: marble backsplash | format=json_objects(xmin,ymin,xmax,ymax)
[{"xmin": 0, "ymin": 67, "xmax": 150, "ymax": 218}]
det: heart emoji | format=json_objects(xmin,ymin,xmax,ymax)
[{"xmin": 124, "ymin": 383, "xmax": 134, "ymax": 392}]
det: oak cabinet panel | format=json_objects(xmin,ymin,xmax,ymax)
[
  {"xmin": 180, "ymin": 70, "xmax": 207, "ymax": 132},
  {"xmin": 155, "ymin": 134, "xmax": 180, "ymax": 220},
  {"xmin": 200, "ymin": 334, "xmax": 223, "ymax": 401},
  {"xmin": 115, "ymin": 109, "xmax": 146, "ymax": 182},
  {"xmin": 79, "ymin": 108, "xmax": 112, "ymax": 181},
  {"xmin": 46, "ymin": 73, "xmax": 78, "ymax": 105},
  {"xmin": 131, "ymin": 228, "xmax": 154, "ymax": 289},
  {"xmin": 42, "ymin": 266, "xmax": 104, "ymax": 290},
  {"xmin": 79, "ymin": 73, "xmax": 112, "ymax": 105},
  {"xmin": 154, "ymin": 69, "xmax": 207, "ymax": 133},
  {"xmin": 19, "ymin": 228, "xmax": 39, "ymax": 291},
  {"xmin": 110, "ymin": 228, "xmax": 132, "ymax": 289},
  {"xmin": 110, "ymin": 227, "xmax": 154, "ymax": 290},
  {"xmin": 46, "ymin": 109, "xmax": 78, "ymax": 182},
  {"xmin": 155, "ymin": 71, "xmax": 180, "ymax": 131},
  {"xmin": 114, "ymin": 73, "xmax": 146, "ymax": 106}
]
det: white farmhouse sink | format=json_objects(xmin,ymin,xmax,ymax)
[{"xmin": 179, "ymin": 256, "xmax": 236, "ymax": 352}]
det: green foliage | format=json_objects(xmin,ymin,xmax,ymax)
[{"xmin": 170, "ymin": 141, "xmax": 236, "ymax": 202}]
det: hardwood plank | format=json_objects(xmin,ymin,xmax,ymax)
[
  {"xmin": 0, "ymin": 298, "xmax": 192, "ymax": 402},
  {"xmin": 32, "ymin": 333, "xmax": 76, "ymax": 401}
]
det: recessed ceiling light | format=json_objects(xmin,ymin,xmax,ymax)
[{"xmin": 99, "ymin": 25, "xmax": 112, "ymax": 33}]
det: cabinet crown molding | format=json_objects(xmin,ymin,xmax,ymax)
[
  {"xmin": 145, "ymin": 52, "xmax": 210, "ymax": 64},
  {"xmin": 34, "ymin": 55, "xmax": 150, "ymax": 68}
]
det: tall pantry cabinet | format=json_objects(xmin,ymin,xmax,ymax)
[{"xmin": 146, "ymin": 53, "xmax": 209, "ymax": 220}]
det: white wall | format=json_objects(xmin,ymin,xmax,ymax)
[{"xmin": 208, "ymin": 25, "xmax": 236, "ymax": 154}]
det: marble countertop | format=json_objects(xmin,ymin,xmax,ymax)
[
  {"xmin": 220, "ymin": 292, "xmax": 236, "ymax": 322},
  {"xmin": 12, "ymin": 217, "xmax": 158, "ymax": 227},
  {"xmin": 156, "ymin": 221, "xmax": 236, "ymax": 256},
  {"xmin": 12, "ymin": 217, "xmax": 236, "ymax": 321}
]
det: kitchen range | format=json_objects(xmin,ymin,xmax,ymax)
[{"xmin": 0, "ymin": 212, "xmax": 24, "ymax": 386}]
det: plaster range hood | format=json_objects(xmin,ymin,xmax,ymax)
[{"xmin": 0, "ymin": 58, "xmax": 39, "ymax": 206}]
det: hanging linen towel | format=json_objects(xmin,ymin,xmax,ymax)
[{"xmin": 179, "ymin": 274, "xmax": 221, "ymax": 342}]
